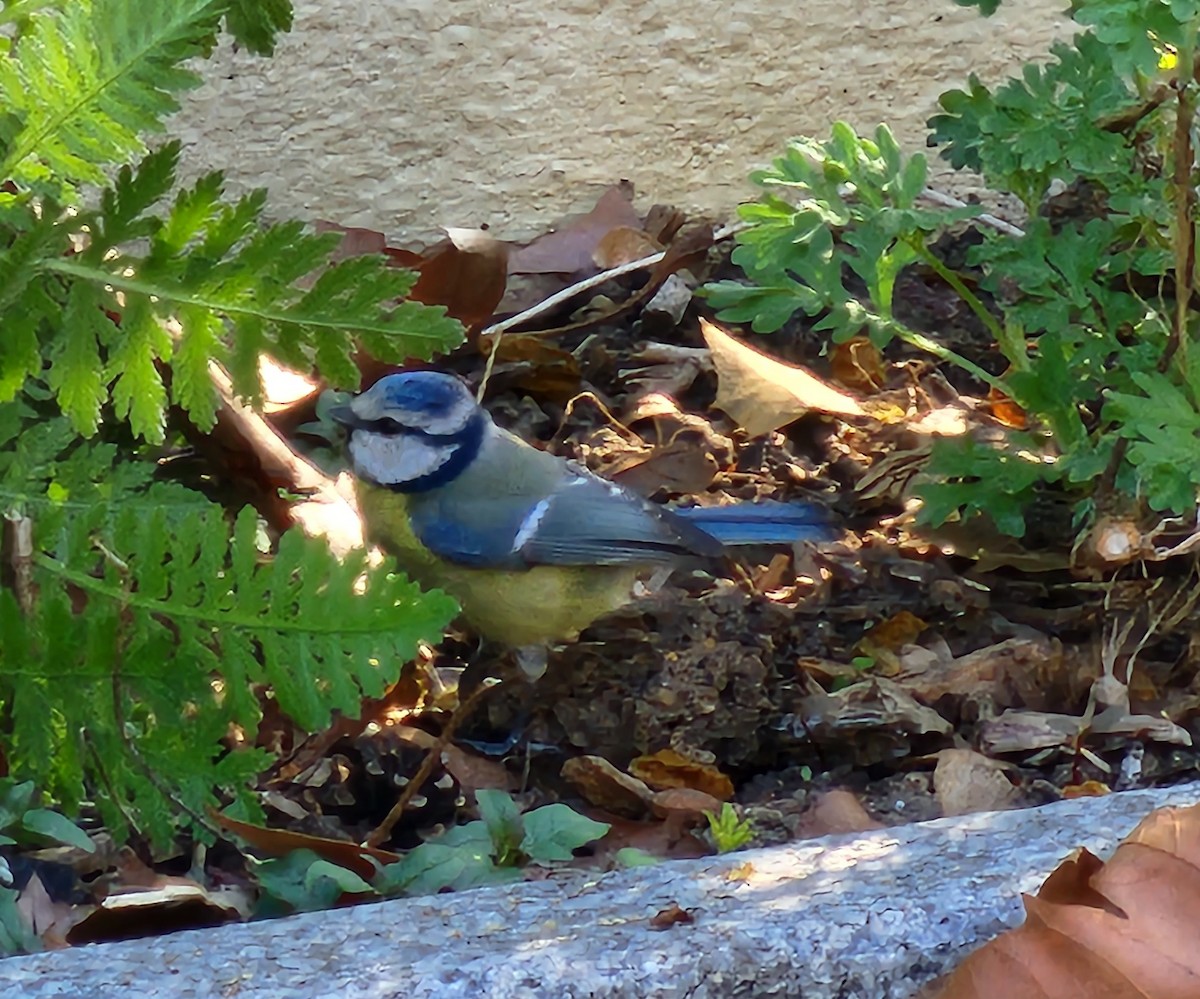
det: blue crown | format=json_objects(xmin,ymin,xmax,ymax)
[{"xmin": 374, "ymin": 371, "xmax": 471, "ymax": 418}]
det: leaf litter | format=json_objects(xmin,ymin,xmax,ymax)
[{"xmin": 19, "ymin": 182, "xmax": 1200, "ymax": 966}]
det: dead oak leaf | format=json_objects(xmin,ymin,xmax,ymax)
[
  {"xmin": 699, "ymin": 318, "xmax": 864, "ymax": 436},
  {"xmin": 933, "ymin": 802, "xmax": 1200, "ymax": 999},
  {"xmin": 509, "ymin": 183, "xmax": 642, "ymax": 275}
]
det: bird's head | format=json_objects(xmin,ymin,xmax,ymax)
[{"xmin": 330, "ymin": 371, "xmax": 487, "ymax": 492}]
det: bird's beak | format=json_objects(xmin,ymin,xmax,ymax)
[{"xmin": 328, "ymin": 404, "xmax": 364, "ymax": 429}]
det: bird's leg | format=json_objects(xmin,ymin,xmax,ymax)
[{"xmin": 514, "ymin": 644, "xmax": 549, "ymax": 681}]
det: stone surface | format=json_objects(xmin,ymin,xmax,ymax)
[
  {"xmin": 170, "ymin": 0, "xmax": 1071, "ymax": 243},
  {"xmin": 5, "ymin": 784, "xmax": 1200, "ymax": 998}
]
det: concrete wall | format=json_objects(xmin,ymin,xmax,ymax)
[{"xmin": 170, "ymin": 0, "xmax": 1071, "ymax": 244}]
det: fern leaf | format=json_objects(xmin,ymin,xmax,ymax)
[
  {"xmin": 0, "ymin": 0, "xmax": 223, "ymax": 199},
  {"xmin": 173, "ymin": 305, "xmax": 224, "ymax": 430},
  {"xmin": 105, "ymin": 297, "xmax": 171, "ymax": 442},
  {"xmin": 3, "ymin": 496, "xmax": 456, "ymax": 844},
  {"xmin": 223, "ymin": 0, "xmax": 294, "ymax": 56},
  {"xmin": 84, "ymin": 140, "xmax": 179, "ymax": 255},
  {"xmin": 47, "ymin": 282, "xmax": 111, "ymax": 436}
]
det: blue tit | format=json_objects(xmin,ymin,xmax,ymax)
[{"xmin": 331, "ymin": 371, "xmax": 835, "ymax": 655}]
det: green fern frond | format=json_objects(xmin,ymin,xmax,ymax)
[
  {"xmin": 0, "ymin": 142, "xmax": 461, "ymax": 441},
  {"xmin": 1, "ymin": 496, "xmax": 458, "ymax": 844},
  {"xmin": 0, "ymin": 0, "xmax": 223, "ymax": 199},
  {"xmin": 39, "ymin": 158, "xmax": 461, "ymax": 439},
  {"xmin": 223, "ymin": 0, "xmax": 294, "ymax": 56}
]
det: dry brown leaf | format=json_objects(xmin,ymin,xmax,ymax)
[
  {"xmin": 210, "ymin": 810, "xmax": 399, "ymax": 881},
  {"xmin": 313, "ymin": 221, "xmax": 389, "ymax": 261},
  {"xmin": 409, "ymin": 227, "xmax": 509, "ymax": 333},
  {"xmin": 315, "ymin": 221, "xmax": 508, "ymax": 335},
  {"xmin": 934, "ymin": 801, "xmax": 1200, "ymax": 999},
  {"xmin": 592, "ymin": 226, "xmax": 662, "ymax": 269},
  {"xmin": 629, "ymin": 748, "xmax": 734, "ymax": 800},
  {"xmin": 510, "ymin": 224, "xmax": 714, "ymax": 340},
  {"xmin": 700, "ymin": 318, "xmax": 864, "ymax": 436},
  {"xmin": 476, "ymin": 333, "xmax": 581, "ymax": 402},
  {"xmin": 607, "ymin": 440, "xmax": 719, "ymax": 496},
  {"xmin": 933, "ymin": 749, "xmax": 1018, "ymax": 817},
  {"xmin": 799, "ymin": 677, "xmax": 953, "ymax": 743},
  {"xmin": 795, "ymin": 789, "xmax": 883, "ymax": 839},
  {"xmin": 649, "ymin": 902, "xmax": 696, "ymax": 929},
  {"xmin": 862, "ymin": 610, "xmax": 929, "ymax": 653},
  {"xmin": 590, "ymin": 814, "xmax": 709, "ymax": 864},
  {"xmin": 67, "ymin": 881, "xmax": 249, "ymax": 946},
  {"xmin": 16, "ymin": 874, "xmax": 82, "ymax": 949},
  {"xmin": 439, "ymin": 744, "xmax": 514, "ymax": 798},
  {"xmin": 1061, "ymin": 781, "xmax": 1111, "ymax": 799},
  {"xmin": 509, "ymin": 183, "xmax": 642, "ymax": 274},
  {"xmin": 561, "ymin": 756, "xmax": 654, "ymax": 818},
  {"xmin": 830, "ymin": 337, "xmax": 886, "ymax": 392},
  {"xmin": 987, "ymin": 386, "xmax": 1029, "ymax": 429}
]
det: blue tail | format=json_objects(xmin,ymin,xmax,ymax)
[{"xmin": 675, "ymin": 500, "xmax": 837, "ymax": 546}]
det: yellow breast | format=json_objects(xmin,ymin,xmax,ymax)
[{"xmin": 355, "ymin": 483, "xmax": 643, "ymax": 647}]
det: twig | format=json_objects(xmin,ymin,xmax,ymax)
[
  {"xmin": 476, "ymin": 221, "xmax": 748, "ymax": 400},
  {"xmin": 918, "ymin": 187, "xmax": 1026, "ymax": 238},
  {"xmin": 365, "ymin": 677, "xmax": 501, "ymax": 848},
  {"xmin": 4, "ymin": 509, "xmax": 34, "ymax": 615},
  {"xmin": 480, "ymin": 221, "xmax": 747, "ymax": 342}
]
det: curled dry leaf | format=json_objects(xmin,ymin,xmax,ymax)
[
  {"xmin": 561, "ymin": 755, "xmax": 655, "ymax": 818},
  {"xmin": 934, "ymin": 802, "xmax": 1200, "ymax": 999},
  {"xmin": 648, "ymin": 787, "xmax": 724, "ymax": 824},
  {"xmin": 796, "ymin": 677, "xmax": 953, "ymax": 744},
  {"xmin": 933, "ymin": 749, "xmax": 1018, "ymax": 818},
  {"xmin": 644, "ymin": 273, "xmax": 693, "ymax": 325},
  {"xmin": 830, "ymin": 337, "xmax": 886, "ymax": 393},
  {"xmin": 699, "ymin": 318, "xmax": 864, "ymax": 436},
  {"xmin": 629, "ymin": 747, "xmax": 734, "ymax": 800},
  {"xmin": 509, "ymin": 183, "xmax": 642, "ymax": 275},
  {"xmin": 649, "ymin": 902, "xmax": 696, "ymax": 930},
  {"xmin": 68, "ymin": 881, "xmax": 249, "ymax": 946}
]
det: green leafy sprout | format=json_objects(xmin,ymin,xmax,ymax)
[
  {"xmin": 705, "ymin": 802, "xmax": 754, "ymax": 854},
  {"xmin": 705, "ymin": 0, "xmax": 1200, "ymax": 537},
  {"xmin": 255, "ymin": 792, "xmax": 612, "ymax": 912}
]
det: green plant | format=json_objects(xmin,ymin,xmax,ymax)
[
  {"xmin": 0, "ymin": 0, "xmax": 463, "ymax": 845},
  {"xmin": 374, "ymin": 791, "xmax": 611, "ymax": 896},
  {"xmin": 0, "ymin": 777, "xmax": 94, "ymax": 852},
  {"xmin": 0, "ymin": 777, "xmax": 97, "ymax": 955},
  {"xmin": 705, "ymin": 802, "xmax": 754, "ymax": 854},
  {"xmin": 706, "ymin": 0, "xmax": 1200, "ymax": 537},
  {"xmin": 252, "ymin": 849, "xmax": 375, "ymax": 915},
  {"xmin": 254, "ymin": 792, "xmax": 611, "ymax": 911}
]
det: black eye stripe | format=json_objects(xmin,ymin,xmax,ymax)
[{"xmin": 353, "ymin": 418, "xmax": 463, "ymax": 443}]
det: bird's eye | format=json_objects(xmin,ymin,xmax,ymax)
[{"xmin": 355, "ymin": 415, "xmax": 409, "ymax": 435}]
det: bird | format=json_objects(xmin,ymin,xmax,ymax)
[{"xmin": 331, "ymin": 371, "xmax": 835, "ymax": 665}]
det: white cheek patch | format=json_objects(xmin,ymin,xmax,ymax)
[{"xmin": 349, "ymin": 432, "xmax": 458, "ymax": 485}]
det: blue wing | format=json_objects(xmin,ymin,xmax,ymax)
[
  {"xmin": 407, "ymin": 474, "xmax": 724, "ymax": 568},
  {"xmin": 675, "ymin": 500, "xmax": 837, "ymax": 546}
]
